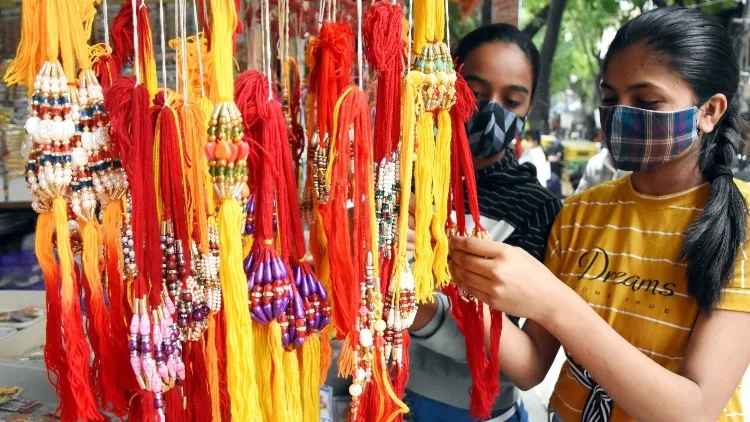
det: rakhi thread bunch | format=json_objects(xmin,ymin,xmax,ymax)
[{"xmin": 6, "ymin": 0, "xmax": 500, "ymax": 418}]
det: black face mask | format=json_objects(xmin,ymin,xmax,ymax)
[{"xmin": 466, "ymin": 101, "xmax": 526, "ymax": 158}]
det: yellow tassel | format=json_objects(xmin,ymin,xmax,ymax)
[
  {"xmin": 413, "ymin": 111, "xmax": 436, "ymax": 303},
  {"xmin": 53, "ymin": 197, "xmax": 75, "ymax": 309},
  {"xmin": 431, "ymin": 109, "xmax": 451, "ymax": 286},
  {"xmin": 300, "ymin": 335, "xmax": 320, "ymax": 422},
  {"xmin": 209, "ymin": 0, "xmax": 237, "ymax": 102},
  {"xmin": 268, "ymin": 323, "xmax": 287, "ymax": 422},
  {"xmin": 178, "ymin": 103, "xmax": 210, "ymax": 252},
  {"xmin": 412, "ymin": 0, "xmax": 435, "ymax": 54},
  {"xmin": 252, "ymin": 323, "xmax": 274, "ymax": 420},
  {"xmin": 391, "ymin": 71, "xmax": 423, "ymax": 297},
  {"xmin": 284, "ymin": 349, "xmax": 303, "ymax": 422},
  {"xmin": 219, "ymin": 198, "xmax": 260, "ymax": 422},
  {"xmin": 205, "ymin": 318, "xmax": 221, "ymax": 422},
  {"xmin": 35, "ymin": 212, "xmax": 57, "ymax": 286},
  {"xmin": 312, "ymin": 209, "xmax": 334, "ymax": 331},
  {"xmin": 4, "ymin": 0, "xmax": 42, "ymax": 94}
]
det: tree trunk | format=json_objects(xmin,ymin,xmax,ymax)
[
  {"xmin": 523, "ymin": 5, "xmax": 550, "ymax": 38},
  {"xmin": 482, "ymin": 0, "xmax": 492, "ymax": 26},
  {"xmin": 528, "ymin": 0, "xmax": 568, "ymax": 133}
]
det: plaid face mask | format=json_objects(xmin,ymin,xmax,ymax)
[
  {"xmin": 599, "ymin": 105, "xmax": 699, "ymax": 172},
  {"xmin": 467, "ymin": 101, "xmax": 526, "ymax": 158}
]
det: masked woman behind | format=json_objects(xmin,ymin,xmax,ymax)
[
  {"xmin": 449, "ymin": 7, "xmax": 750, "ymax": 422},
  {"xmin": 405, "ymin": 24, "xmax": 562, "ymax": 422}
]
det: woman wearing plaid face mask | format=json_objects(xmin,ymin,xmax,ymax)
[{"xmin": 449, "ymin": 6, "xmax": 750, "ymax": 422}]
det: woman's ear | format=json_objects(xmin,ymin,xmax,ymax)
[{"xmin": 697, "ymin": 93, "xmax": 728, "ymax": 134}]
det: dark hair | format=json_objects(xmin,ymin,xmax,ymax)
[
  {"xmin": 455, "ymin": 23, "xmax": 541, "ymax": 97},
  {"xmin": 604, "ymin": 6, "xmax": 748, "ymax": 313}
]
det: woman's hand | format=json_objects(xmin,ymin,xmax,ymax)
[{"xmin": 448, "ymin": 236, "xmax": 564, "ymax": 322}]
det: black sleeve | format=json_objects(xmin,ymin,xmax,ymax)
[{"xmin": 513, "ymin": 197, "xmax": 562, "ymax": 262}]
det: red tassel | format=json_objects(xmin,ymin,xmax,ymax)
[
  {"xmin": 60, "ymin": 257, "xmax": 102, "ymax": 421},
  {"xmin": 441, "ymin": 69, "xmax": 500, "ymax": 419},
  {"xmin": 216, "ymin": 311, "xmax": 232, "ymax": 422},
  {"xmin": 452, "ymin": 69, "xmax": 482, "ymax": 229},
  {"xmin": 308, "ymin": 22, "xmax": 355, "ymax": 139},
  {"xmin": 102, "ymin": 201, "xmax": 138, "ymax": 394},
  {"xmin": 35, "ymin": 213, "xmax": 74, "ymax": 419},
  {"xmin": 93, "ymin": 54, "xmax": 121, "ymax": 90},
  {"xmin": 363, "ymin": 2, "xmax": 404, "ymax": 161},
  {"xmin": 110, "ymin": 0, "xmax": 134, "ymax": 70},
  {"xmin": 189, "ymin": 342, "xmax": 213, "ymax": 422}
]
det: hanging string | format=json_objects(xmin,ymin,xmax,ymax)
[
  {"xmin": 445, "ymin": 0, "xmax": 450, "ymax": 47},
  {"xmin": 158, "ymin": 0, "xmax": 167, "ymax": 90},
  {"xmin": 191, "ymin": 0, "xmax": 206, "ymax": 98},
  {"xmin": 356, "ymin": 0, "xmax": 363, "ymax": 90},
  {"xmin": 407, "ymin": 0, "xmax": 414, "ymax": 70},
  {"xmin": 180, "ymin": 0, "xmax": 189, "ymax": 100},
  {"xmin": 103, "ymin": 0, "xmax": 110, "ymax": 48},
  {"xmin": 174, "ymin": 0, "xmax": 180, "ymax": 93},
  {"xmin": 132, "ymin": 0, "xmax": 140, "ymax": 84},
  {"xmin": 263, "ymin": 0, "xmax": 273, "ymax": 100},
  {"xmin": 260, "ymin": 0, "xmax": 267, "ymax": 82},
  {"xmin": 284, "ymin": 0, "xmax": 290, "ymax": 65},
  {"xmin": 318, "ymin": 0, "xmax": 326, "ymax": 29}
]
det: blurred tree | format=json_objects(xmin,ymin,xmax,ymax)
[
  {"xmin": 528, "ymin": 0, "xmax": 568, "ymax": 132},
  {"xmin": 517, "ymin": 0, "xmax": 744, "ymax": 137}
]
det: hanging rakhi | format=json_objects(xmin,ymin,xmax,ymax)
[
  {"xmin": 410, "ymin": 0, "xmax": 456, "ymax": 299},
  {"xmin": 111, "ymin": 0, "xmax": 159, "ymax": 97},
  {"xmin": 363, "ymin": 1, "xmax": 404, "ymax": 284},
  {"xmin": 204, "ymin": 0, "xmax": 262, "ymax": 419},
  {"xmin": 440, "ymin": 69, "xmax": 504, "ymax": 420},
  {"xmin": 74, "ymin": 67, "xmax": 132, "ymax": 416},
  {"xmin": 234, "ymin": 2, "xmax": 294, "ymax": 418},
  {"xmin": 88, "ymin": 13, "xmax": 136, "ymax": 400},
  {"xmin": 11, "ymin": 0, "xmax": 104, "ymax": 418}
]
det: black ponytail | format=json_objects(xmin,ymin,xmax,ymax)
[{"xmin": 605, "ymin": 7, "xmax": 748, "ymax": 312}]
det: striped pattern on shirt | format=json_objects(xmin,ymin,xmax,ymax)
[
  {"xmin": 546, "ymin": 175, "xmax": 750, "ymax": 422},
  {"xmin": 473, "ymin": 153, "xmax": 562, "ymax": 261}
]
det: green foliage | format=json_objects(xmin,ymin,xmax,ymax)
[{"xmin": 522, "ymin": 0, "xmax": 741, "ymax": 113}]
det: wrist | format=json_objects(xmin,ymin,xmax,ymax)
[{"xmin": 535, "ymin": 277, "xmax": 579, "ymax": 331}]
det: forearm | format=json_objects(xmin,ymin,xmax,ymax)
[
  {"xmin": 486, "ymin": 313, "xmax": 559, "ymax": 391},
  {"xmin": 410, "ymin": 299, "xmax": 439, "ymax": 331},
  {"xmin": 409, "ymin": 293, "xmax": 468, "ymax": 362},
  {"xmin": 542, "ymin": 287, "xmax": 707, "ymax": 422}
]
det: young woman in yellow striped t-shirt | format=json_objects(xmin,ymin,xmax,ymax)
[{"xmin": 448, "ymin": 6, "xmax": 750, "ymax": 422}]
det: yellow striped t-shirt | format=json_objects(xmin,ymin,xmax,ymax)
[{"xmin": 546, "ymin": 175, "xmax": 750, "ymax": 422}]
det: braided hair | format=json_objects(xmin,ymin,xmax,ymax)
[{"xmin": 604, "ymin": 6, "xmax": 748, "ymax": 313}]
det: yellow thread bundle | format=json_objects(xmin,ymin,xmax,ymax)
[
  {"xmin": 284, "ymin": 348, "xmax": 303, "ymax": 422},
  {"xmin": 431, "ymin": 109, "xmax": 452, "ymax": 286},
  {"xmin": 219, "ymin": 198, "xmax": 261, "ymax": 422},
  {"xmin": 413, "ymin": 111, "xmax": 436, "ymax": 303},
  {"xmin": 209, "ymin": 0, "xmax": 237, "ymax": 102},
  {"xmin": 268, "ymin": 323, "xmax": 288, "ymax": 422},
  {"xmin": 252, "ymin": 323, "xmax": 274, "ymax": 419},
  {"xmin": 300, "ymin": 335, "xmax": 320, "ymax": 422}
]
